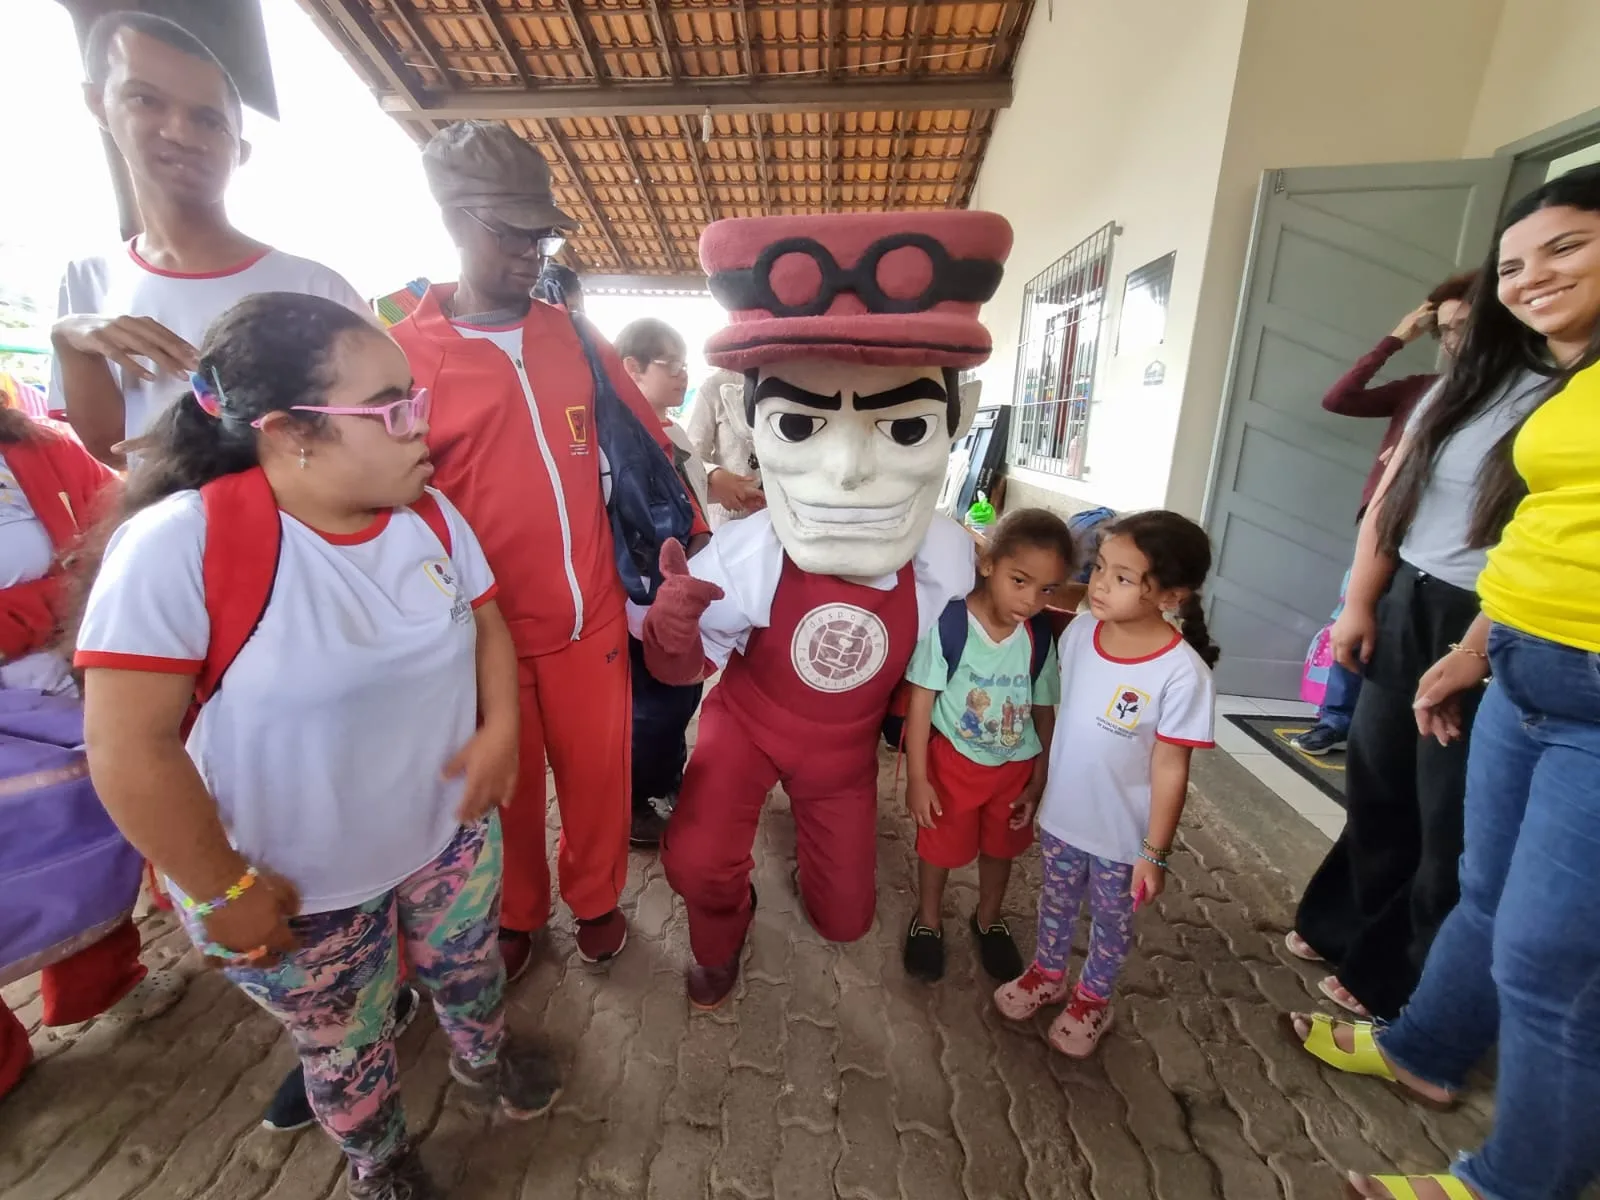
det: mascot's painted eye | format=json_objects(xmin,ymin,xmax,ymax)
[
  {"xmin": 770, "ymin": 412, "xmax": 827, "ymax": 442},
  {"xmin": 876, "ymin": 416, "xmax": 936, "ymax": 447}
]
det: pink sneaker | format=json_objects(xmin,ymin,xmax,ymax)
[
  {"xmin": 1047, "ymin": 987, "xmax": 1114, "ymax": 1058},
  {"xmin": 993, "ymin": 963, "xmax": 1069, "ymax": 1020}
]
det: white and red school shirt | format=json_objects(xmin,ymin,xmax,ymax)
[
  {"xmin": 49, "ymin": 243, "xmax": 369, "ymax": 439},
  {"xmin": 1037, "ymin": 617, "xmax": 1216, "ymax": 865},
  {"xmin": 74, "ymin": 487, "xmax": 496, "ymax": 914}
]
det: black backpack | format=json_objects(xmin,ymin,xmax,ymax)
[{"xmin": 568, "ymin": 314, "xmax": 696, "ymax": 605}]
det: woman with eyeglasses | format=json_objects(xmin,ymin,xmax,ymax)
[{"xmin": 68, "ymin": 292, "xmax": 556, "ymax": 1200}]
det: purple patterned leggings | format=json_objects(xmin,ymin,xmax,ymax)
[{"xmin": 1034, "ymin": 829, "xmax": 1136, "ymax": 1000}]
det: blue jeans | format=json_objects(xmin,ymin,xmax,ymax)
[
  {"xmin": 1318, "ymin": 659, "xmax": 1362, "ymax": 735},
  {"xmin": 1378, "ymin": 626, "xmax": 1600, "ymax": 1200}
]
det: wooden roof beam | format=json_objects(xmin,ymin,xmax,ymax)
[
  {"xmin": 645, "ymin": 1, "xmax": 678, "ymax": 81},
  {"xmin": 680, "ymin": 114, "xmax": 722, "ymax": 225},
  {"xmin": 382, "ymin": 0, "xmax": 452, "ymax": 88},
  {"xmin": 385, "ymin": 77, "xmax": 1013, "ymax": 121},
  {"xmin": 470, "ymin": 0, "xmax": 534, "ymax": 90},
  {"xmin": 543, "ymin": 123, "xmax": 630, "ymax": 272},
  {"xmin": 321, "ymin": 0, "xmax": 430, "ymax": 111},
  {"xmin": 945, "ymin": 114, "xmax": 990, "ymax": 209},
  {"xmin": 610, "ymin": 118, "xmax": 683, "ymax": 272},
  {"xmin": 752, "ymin": 112, "xmax": 773, "ymax": 213},
  {"xmin": 903, "ymin": 0, "xmax": 933, "ymax": 77},
  {"xmin": 888, "ymin": 110, "xmax": 914, "ymax": 206},
  {"xmin": 827, "ymin": 1, "xmax": 844, "ymax": 80},
  {"xmin": 734, "ymin": 0, "xmax": 755, "ymax": 80},
  {"xmin": 555, "ymin": 0, "xmax": 603, "ymax": 81}
]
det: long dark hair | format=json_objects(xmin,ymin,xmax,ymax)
[
  {"xmin": 62, "ymin": 292, "xmax": 377, "ymax": 646},
  {"xmin": 1104, "ymin": 510, "xmax": 1220, "ymax": 668},
  {"xmin": 1378, "ymin": 165, "xmax": 1600, "ymax": 553}
]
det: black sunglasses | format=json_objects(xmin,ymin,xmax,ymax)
[{"xmin": 463, "ymin": 209, "xmax": 565, "ymax": 259}]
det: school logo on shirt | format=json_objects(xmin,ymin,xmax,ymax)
[
  {"xmin": 423, "ymin": 557, "xmax": 471, "ymax": 625},
  {"xmin": 565, "ymin": 405, "xmax": 589, "ymax": 455},
  {"xmin": 1102, "ymin": 685, "xmax": 1150, "ymax": 732},
  {"xmin": 791, "ymin": 603, "xmax": 889, "ymax": 693}
]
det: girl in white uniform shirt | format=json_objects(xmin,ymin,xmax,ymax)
[
  {"xmin": 994, "ymin": 512, "xmax": 1219, "ymax": 1058},
  {"xmin": 70, "ymin": 293, "xmax": 555, "ymax": 1200}
]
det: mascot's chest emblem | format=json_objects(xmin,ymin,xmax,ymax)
[{"xmin": 790, "ymin": 603, "xmax": 889, "ymax": 693}]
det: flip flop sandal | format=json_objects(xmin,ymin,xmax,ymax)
[
  {"xmin": 1318, "ymin": 975, "xmax": 1372, "ymax": 1017},
  {"xmin": 1284, "ymin": 930, "xmax": 1324, "ymax": 962},
  {"xmin": 1284, "ymin": 1013, "xmax": 1457, "ymax": 1112},
  {"xmin": 1343, "ymin": 1171, "xmax": 1478, "ymax": 1199}
]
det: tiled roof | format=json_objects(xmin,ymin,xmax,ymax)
[{"xmin": 298, "ymin": 1, "xmax": 1036, "ymax": 275}]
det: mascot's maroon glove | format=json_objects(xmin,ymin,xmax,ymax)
[{"xmin": 642, "ymin": 539, "xmax": 724, "ymax": 686}]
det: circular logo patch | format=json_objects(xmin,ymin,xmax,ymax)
[{"xmin": 790, "ymin": 603, "xmax": 889, "ymax": 692}]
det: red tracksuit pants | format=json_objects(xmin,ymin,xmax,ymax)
[
  {"xmin": 499, "ymin": 610, "xmax": 632, "ymax": 933},
  {"xmin": 662, "ymin": 685, "xmax": 880, "ymax": 966}
]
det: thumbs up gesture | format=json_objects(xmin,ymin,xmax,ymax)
[{"xmin": 641, "ymin": 539, "xmax": 723, "ymax": 685}]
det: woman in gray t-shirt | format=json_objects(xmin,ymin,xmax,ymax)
[{"xmin": 1288, "ymin": 171, "xmax": 1600, "ymax": 1025}]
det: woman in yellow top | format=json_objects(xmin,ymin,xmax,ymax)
[{"xmin": 1290, "ymin": 337, "xmax": 1600, "ymax": 1191}]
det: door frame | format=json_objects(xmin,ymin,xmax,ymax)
[{"xmin": 1499, "ymin": 103, "xmax": 1600, "ymax": 212}]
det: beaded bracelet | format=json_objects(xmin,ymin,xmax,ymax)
[
  {"xmin": 1141, "ymin": 838, "xmax": 1172, "ymax": 858},
  {"xmin": 1448, "ymin": 643, "xmax": 1488, "ymax": 661},
  {"xmin": 181, "ymin": 866, "xmax": 260, "ymax": 918},
  {"xmin": 1138, "ymin": 850, "xmax": 1169, "ymax": 869}
]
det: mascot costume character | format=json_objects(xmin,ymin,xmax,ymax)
[{"xmin": 640, "ymin": 210, "xmax": 1013, "ymax": 1008}]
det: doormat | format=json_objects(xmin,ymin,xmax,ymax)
[{"xmin": 1224, "ymin": 713, "xmax": 1346, "ymax": 806}]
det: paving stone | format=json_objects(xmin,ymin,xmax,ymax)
[
  {"xmin": 635, "ymin": 877, "xmax": 677, "ymax": 942},
  {"xmin": 730, "ymin": 980, "xmax": 785, "ymax": 1075},
  {"xmin": 647, "ymin": 1122, "xmax": 718, "ymax": 1200},
  {"xmin": 772, "ymin": 1125, "xmax": 840, "ymax": 1200},
  {"xmin": 777, "ymin": 1018, "xmax": 839, "ymax": 1133},
  {"xmin": 1057, "ymin": 1071, "xmax": 1150, "ymax": 1200},
  {"xmin": 835, "ymin": 1069, "xmax": 899, "ymax": 1200},
  {"xmin": 834, "ymin": 982, "xmax": 890, "ymax": 1078},
  {"xmin": 666, "ymin": 1017, "xmax": 738, "ymax": 1129},
  {"xmin": 787, "ymin": 942, "xmax": 839, "ymax": 1028},
  {"xmin": 712, "ymin": 1068, "xmax": 782, "ymax": 1199},
  {"xmin": 896, "ymin": 1129, "xmax": 966, "ymax": 1200},
  {"xmin": 587, "ymin": 1054, "xmax": 672, "ymax": 1195}
]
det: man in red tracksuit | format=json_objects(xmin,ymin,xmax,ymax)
[
  {"xmin": 641, "ymin": 211, "xmax": 1012, "ymax": 1009},
  {"xmin": 392, "ymin": 122, "xmax": 706, "ymax": 975}
]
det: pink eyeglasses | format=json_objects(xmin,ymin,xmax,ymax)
[{"xmin": 252, "ymin": 388, "xmax": 431, "ymax": 437}]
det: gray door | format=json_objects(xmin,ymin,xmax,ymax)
[{"xmin": 1203, "ymin": 157, "xmax": 1511, "ymax": 699}]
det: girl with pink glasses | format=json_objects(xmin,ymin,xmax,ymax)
[{"xmin": 67, "ymin": 292, "xmax": 554, "ymax": 1200}]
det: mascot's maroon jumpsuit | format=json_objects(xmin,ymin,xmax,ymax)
[{"xmin": 663, "ymin": 557, "xmax": 916, "ymax": 967}]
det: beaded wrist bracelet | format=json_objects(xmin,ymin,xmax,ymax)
[
  {"xmin": 1138, "ymin": 850, "xmax": 1169, "ymax": 869},
  {"xmin": 1139, "ymin": 839, "xmax": 1171, "ymax": 869},
  {"xmin": 181, "ymin": 866, "xmax": 260, "ymax": 918}
]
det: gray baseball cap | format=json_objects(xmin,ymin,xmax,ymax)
[{"xmin": 422, "ymin": 121, "xmax": 578, "ymax": 232}]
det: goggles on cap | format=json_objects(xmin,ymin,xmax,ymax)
[
  {"xmin": 464, "ymin": 209, "xmax": 566, "ymax": 259},
  {"xmin": 708, "ymin": 232, "xmax": 1004, "ymax": 319}
]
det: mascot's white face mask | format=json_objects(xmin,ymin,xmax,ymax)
[{"xmin": 751, "ymin": 358, "xmax": 970, "ymax": 577}]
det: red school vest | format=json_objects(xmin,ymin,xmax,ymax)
[{"xmin": 719, "ymin": 556, "xmax": 918, "ymax": 730}]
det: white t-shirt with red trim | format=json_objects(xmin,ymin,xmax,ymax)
[
  {"xmin": 50, "ymin": 244, "xmax": 369, "ymax": 440},
  {"xmin": 74, "ymin": 486, "xmax": 497, "ymax": 914},
  {"xmin": 1038, "ymin": 617, "xmax": 1216, "ymax": 865}
]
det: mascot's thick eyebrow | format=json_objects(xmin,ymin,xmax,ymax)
[
  {"xmin": 752, "ymin": 376, "xmax": 947, "ymax": 411},
  {"xmin": 752, "ymin": 377, "xmax": 842, "ymax": 409}
]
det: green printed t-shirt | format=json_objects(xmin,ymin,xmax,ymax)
[{"xmin": 905, "ymin": 609, "xmax": 1061, "ymax": 766}]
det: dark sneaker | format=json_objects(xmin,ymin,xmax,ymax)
[
  {"xmin": 687, "ymin": 885, "xmax": 755, "ymax": 1011},
  {"xmin": 499, "ymin": 929, "xmax": 535, "ymax": 984},
  {"xmin": 450, "ymin": 1038, "xmax": 562, "ymax": 1120},
  {"xmin": 971, "ymin": 915, "xmax": 1024, "ymax": 982},
  {"xmin": 575, "ymin": 909, "xmax": 628, "ymax": 963},
  {"xmin": 630, "ymin": 795, "xmax": 674, "ymax": 848},
  {"xmin": 903, "ymin": 919, "xmax": 945, "ymax": 982},
  {"xmin": 1291, "ymin": 724, "xmax": 1347, "ymax": 756},
  {"xmin": 347, "ymin": 1148, "xmax": 442, "ymax": 1199},
  {"xmin": 262, "ymin": 986, "xmax": 421, "ymax": 1132}
]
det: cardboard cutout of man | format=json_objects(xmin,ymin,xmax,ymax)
[{"xmin": 640, "ymin": 211, "xmax": 1013, "ymax": 1008}]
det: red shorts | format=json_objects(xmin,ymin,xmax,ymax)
[{"xmin": 915, "ymin": 732, "xmax": 1037, "ymax": 868}]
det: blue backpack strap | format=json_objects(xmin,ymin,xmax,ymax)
[
  {"xmin": 938, "ymin": 597, "xmax": 969, "ymax": 685},
  {"xmin": 1026, "ymin": 611, "xmax": 1055, "ymax": 683}
]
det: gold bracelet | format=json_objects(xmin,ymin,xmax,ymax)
[{"xmin": 1448, "ymin": 643, "xmax": 1488, "ymax": 662}]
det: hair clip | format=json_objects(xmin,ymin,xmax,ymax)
[{"xmin": 189, "ymin": 369, "xmax": 224, "ymax": 419}]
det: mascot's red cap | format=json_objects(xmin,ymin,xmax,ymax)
[{"xmin": 701, "ymin": 210, "xmax": 1013, "ymax": 370}]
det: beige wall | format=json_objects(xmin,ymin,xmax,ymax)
[
  {"xmin": 1464, "ymin": 0, "xmax": 1600, "ymax": 155},
  {"xmin": 970, "ymin": 0, "xmax": 1249, "ymax": 513},
  {"xmin": 1165, "ymin": 0, "xmax": 1504, "ymax": 515}
]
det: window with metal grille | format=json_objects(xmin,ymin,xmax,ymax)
[{"xmin": 1007, "ymin": 222, "xmax": 1117, "ymax": 480}]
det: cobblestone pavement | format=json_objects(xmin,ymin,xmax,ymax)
[{"xmin": 0, "ymin": 740, "xmax": 1496, "ymax": 1200}]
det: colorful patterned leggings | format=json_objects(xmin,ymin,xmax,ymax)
[
  {"xmin": 1034, "ymin": 830, "xmax": 1136, "ymax": 1000},
  {"xmin": 188, "ymin": 817, "xmax": 506, "ymax": 1178}
]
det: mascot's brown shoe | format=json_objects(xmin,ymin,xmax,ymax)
[{"xmin": 687, "ymin": 886, "xmax": 757, "ymax": 1011}]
